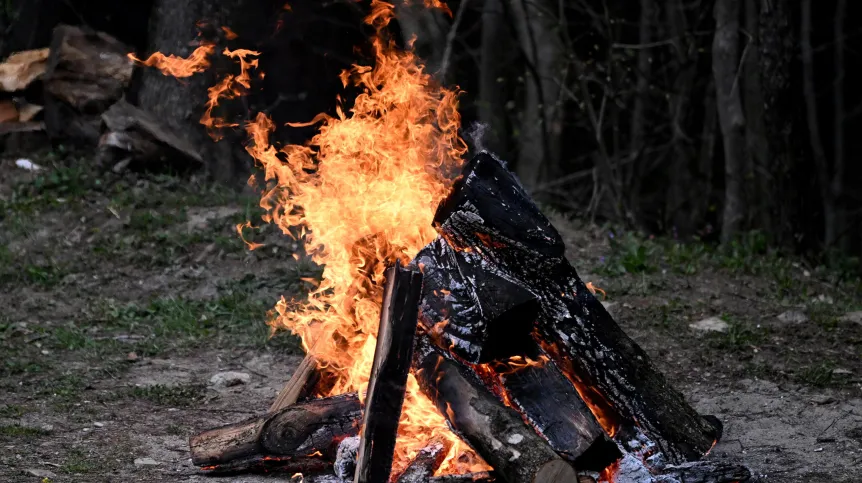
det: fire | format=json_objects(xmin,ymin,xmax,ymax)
[
  {"xmin": 128, "ymin": 42, "xmax": 215, "ymax": 78},
  {"xmin": 599, "ymin": 460, "xmax": 620, "ymax": 483},
  {"xmin": 133, "ymin": 0, "xmax": 488, "ymax": 475}
]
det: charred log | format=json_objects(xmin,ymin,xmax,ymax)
[
  {"xmin": 413, "ymin": 337, "xmax": 577, "ymax": 483},
  {"xmin": 658, "ymin": 461, "xmax": 754, "ymax": 482},
  {"xmin": 354, "ymin": 262, "xmax": 423, "ymax": 483},
  {"xmin": 395, "ymin": 438, "xmax": 453, "ymax": 483},
  {"xmin": 489, "ymin": 344, "xmax": 619, "ymax": 470},
  {"xmin": 429, "ymin": 473, "xmax": 497, "ymax": 483},
  {"xmin": 189, "ymin": 393, "xmax": 360, "ymax": 471},
  {"xmin": 429, "ymin": 152, "xmax": 721, "ymax": 465}
]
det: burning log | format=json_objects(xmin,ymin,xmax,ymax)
[
  {"xmin": 43, "ymin": 25, "xmax": 133, "ymax": 144},
  {"xmin": 354, "ymin": 262, "xmax": 423, "ymax": 483},
  {"xmin": 486, "ymin": 344, "xmax": 620, "ymax": 471},
  {"xmin": 189, "ymin": 393, "xmax": 360, "ymax": 472},
  {"xmin": 413, "ymin": 337, "xmax": 577, "ymax": 483},
  {"xmin": 270, "ymin": 352, "xmax": 320, "ymax": 412},
  {"xmin": 429, "ymin": 152, "xmax": 721, "ymax": 465},
  {"xmin": 395, "ymin": 438, "xmax": 453, "ymax": 483},
  {"xmin": 429, "ymin": 473, "xmax": 496, "ymax": 483}
]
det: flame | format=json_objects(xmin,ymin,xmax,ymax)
[
  {"xmin": 585, "ymin": 281, "xmax": 607, "ymax": 300},
  {"xmin": 133, "ymin": 0, "xmax": 485, "ymax": 475},
  {"xmin": 599, "ymin": 460, "xmax": 620, "ymax": 483},
  {"xmin": 128, "ymin": 43, "xmax": 215, "ymax": 78}
]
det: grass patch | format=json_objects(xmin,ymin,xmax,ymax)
[
  {"xmin": 62, "ymin": 449, "xmax": 97, "ymax": 474},
  {"xmin": 0, "ymin": 424, "xmax": 50, "ymax": 438},
  {"xmin": 796, "ymin": 362, "xmax": 838, "ymax": 388},
  {"xmin": 129, "ymin": 384, "xmax": 206, "ymax": 407},
  {"xmin": 0, "ymin": 404, "xmax": 26, "ymax": 418},
  {"xmin": 706, "ymin": 318, "xmax": 768, "ymax": 352}
]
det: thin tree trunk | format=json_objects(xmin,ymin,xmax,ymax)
[
  {"xmin": 743, "ymin": 0, "xmax": 770, "ymax": 231},
  {"xmin": 509, "ymin": 0, "xmax": 565, "ymax": 190},
  {"xmin": 712, "ymin": 0, "xmax": 747, "ymax": 243},
  {"xmin": 626, "ymin": 0, "xmax": 653, "ymax": 208},
  {"xmin": 478, "ymin": 0, "xmax": 511, "ymax": 156},
  {"xmin": 801, "ymin": 0, "xmax": 836, "ymax": 248},
  {"xmin": 758, "ymin": 0, "xmax": 795, "ymax": 245},
  {"xmin": 832, "ymin": 0, "xmax": 847, "ymax": 251}
]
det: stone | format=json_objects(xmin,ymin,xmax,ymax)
[
  {"xmin": 839, "ymin": 312, "xmax": 862, "ymax": 324},
  {"xmin": 777, "ymin": 310, "xmax": 809, "ymax": 324},
  {"xmin": 25, "ymin": 468, "xmax": 57, "ymax": 478},
  {"xmin": 134, "ymin": 457, "xmax": 160, "ymax": 466},
  {"xmin": 689, "ymin": 317, "xmax": 729, "ymax": 333},
  {"xmin": 209, "ymin": 371, "xmax": 251, "ymax": 387},
  {"xmin": 832, "ymin": 368, "xmax": 852, "ymax": 376}
]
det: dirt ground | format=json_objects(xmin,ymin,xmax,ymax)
[{"xmin": 1, "ymin": 152, "xmax": 861, "ymax": 482}]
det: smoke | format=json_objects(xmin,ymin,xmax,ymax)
[{"xmin": 465, "ymin": 121, "xmax": 490, "ymax": 155}]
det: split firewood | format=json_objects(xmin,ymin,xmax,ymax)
[
  {"xmin": 395, "ymin": 438, "xmax": 453, "ymax": 483},
  {"xmin": 270, "ymin": 352, "xmax": 320, "ymax": 413},
  {"xmin": 0, "ymin": 48, "xmax": 49, "ymax": 92},
  {"xmin": 428, "ymin": 152, "xmax": 721, "ymax": 465},
  {"xmin": 43, "ymin": 25, "xmax": 133, "ymax": 143},
  {"xmin": 189, "ymin": 393, "xmax": 360, "ymax": 472},
  {"xmin": 413, "ymin": 337, "xmax": 577, "ymax": 483},
  {"xmin": 98, "ymin": 99, "xmax": 203, "ymax": 168},
  {"xmin": 354, "ymin": 261, "xmax": 423, "ymax": 483}
]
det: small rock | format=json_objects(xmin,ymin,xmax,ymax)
[
  {"xmin": 15, "ymin": 159, "xmax": 42, "ymax": 172},
  {"xmin": 25, "ymin": 468, "xmax": 56, "ymax": 478},
  {"xmin": 811, "ymin": 395, "xmax": 835, "ymax": 405},
  {"xmin": 777, "ymin": 310, "xmax": 809, "ymax": 324},
  {"xmin": 209, "ymin": 371, "xmax": 251, "ymax": 387},
  {"xmin": 832, "ymin": 368, "xmax": 852, "ymax": 375},
  {"xmin": 93, "ymin": 422, "xmax": 105, "ymax": 428},
  {"xmin": 689, "ymin": 317, "xmax": 729, "ymax": 333},
  {"xmin": 126, "ymin": 352, "xmax": 138, "ymax": 362},
  {"xmin": 839, "ymin": 312, "xmax": 862, "ymax": 324},
  {"xmin": 134, "ymin": 457, "xmax": 160, "ymax": 466}
]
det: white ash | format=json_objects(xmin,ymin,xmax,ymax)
[
  {"xmin": 614, "ymin": 453, "xmax": 659, "ymax": 483},
  {"xmin": 333, "ymin": 435, "xmax": 359, "ymax": 481}
]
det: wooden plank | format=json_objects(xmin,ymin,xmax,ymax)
[{"xmin": 353, "ymin": 261, "xmax": 423, "ymax": 483}]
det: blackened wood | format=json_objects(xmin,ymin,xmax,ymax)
[
  {"xmin": 491, "ymin": 345, "xmax": 619, "ymax": 470},
  {"xmin": 413, "ymin": 337, "xmax": 577, "ymax": 483},
  {"xmin": 395, "ymin": 438, "xmax": 453, "ymax": 483},
  {"xmin": 353, "ymin": 262, "xmax": 423, "ymax": 483},
  {"xmin": 270, "ymin": 352, "xmax": 320, "ymax": 412},
  {"xmin": 429, "ymin": 473, "xmax": 496, "ymax": 483},
  {"xmin": 43, "ymin": 25, "xmax": 132, "ymax": 143},
  {"xmin": 430, "ymin": 152, "xmax": 721, "ymax": 465},
  {"xmin": 189, "ymin": 393, "xmax": 360, "ymax": 469},
  {"xmin": 414, "ymin": 237, "xmax": 538, "ymax": 363}
]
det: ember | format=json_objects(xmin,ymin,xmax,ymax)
[{"xmin": 133, "ymin": 1, "xmax": 755, "ymax": 482}]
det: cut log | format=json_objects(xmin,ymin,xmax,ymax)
[
  {"xmin": 189, "ymin": 393, "xmax": 360, "ymax": 471},
  {"xmin": 413, "ymin": 337, "xmax": 577, "ymax": 483},
  {"xmin": 43, "ymin": 25, "xmax": 133, "ymax": 143},
  {"xmin": 354, "ymin": 261, "xmax": 423, "ymax": 483},
  {"xmin": 395, "ymin": 438, "xmax": 453, "ymax": 483},
  {"xmin": 428, "ymin": 152, "xmax": 721, "ymax": 465},
  {"xmin": 484, "ymin": 343, "xmax": 619, "ymax": 470},
  {"xmin": 270, "ymin": 352, "xmax": 320, "ymax": 413},
  {"xmin": 0, "ymin": 48, "xmax": 49, "ymax": 92},
  {"xmin": 414, "ymin": 237, "xmax": 539, "ymax": 363},
  {"xmin": 98, "ymin": 99, "xmax": 204, "ymax": 169}
]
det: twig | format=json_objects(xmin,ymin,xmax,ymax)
[{"xmin": 437, "ymin": 0, "xmax": 469, "ymax": 80}]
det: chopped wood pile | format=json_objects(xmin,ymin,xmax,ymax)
[{"xmin": 187, "ymin": 153, "xmax": 755, "ymax": 483}]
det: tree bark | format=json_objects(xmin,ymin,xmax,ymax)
[
  {"xmin": 743, "ymin": 0, "xmax": 770, "ymax": 232},
  {"xmin": 832, "ymin": 0, "xmax": 847, "ymax": 251},
  {"xmin": 712, "ymin": 0, "xmax": 747, "ymax": 243},
  {"xmin": 509, "ymin": 0, "xmax": 565, "ymax": 190},
  {"xmin": 136, "ymin": 0, "xmax": 270, "ymax": 183}
]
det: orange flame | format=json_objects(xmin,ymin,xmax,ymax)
[
  {"xmin": 128, "ymin": 43, "xmax": 215, "ymax": 78},
  {"xmin": 201, "ymin": 48, "xmax": 261, "ymax": 140}
]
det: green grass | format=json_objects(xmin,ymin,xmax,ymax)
[
  {"xmin": 796, "ymin": 362, "xmax": 838, "ymax": 388},
  {"xmin": 0, "ymin": 424, "xmax": 50, "ymax": 438},
  {"xmin": 706, "ymin": 318, "xmax": 769, "ymax": 352},
  {"xmin": 62, "ymin": 449, "xmax": 97, "ymax": 474},
  {"xmin": 0, "ymin": 404, "xmax": 26, "ymax": 418}
]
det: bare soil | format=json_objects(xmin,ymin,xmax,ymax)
[{"xmin": 1, "ymin": 152, "xmax": 860, "ymax": 482}]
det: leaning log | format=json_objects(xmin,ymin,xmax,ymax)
[
  {"xmin": 485, "ymin": 344, "xmax": 619, "ymax": 470},
  {"xmin": 354, "ymin": 262, "xmax": 423, "ymax": 483},
  {"xmin": 395, "ymin": 438, "xmax": 453, "ymax": 483},
  {"xmin": 43, "ymin": 25, "xmax": 133, "ymax": 144},
  {"xmin": 189, "ymin": 393, "xmax": 360, "ymax": 472},
  {"xmin": 429, "ymin": 152, "xmax": 721, "ymax": 465},
  {"xmin": 413, "ymin": 337, "xmax": 577, "ymax": 483},
  {"xmin": 270, "ymin": 352, "xmax": 320, "ymax": 412}
]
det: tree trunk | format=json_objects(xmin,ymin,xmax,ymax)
[
  {"xmin": 800, "ymin": 0, "xmax": 835, "ymax": 249},
  {"xmin": 136, "ymin": 0, "xmax": 270, "ymax": 183},
  {"xmin": 509, "ymin": 0, "xmax": 565, "ymax": 190},
  {"xmin": 478, "ymin": 0, "xmax": 511, "ymax": 156},
  {"xmin": 832, "ymin": 0, "xmax": 847, "ymax": 251},
  {"xmin": 758, "ymin": 0, "xmax": 796, "ymax": 245},
  {"xmin": 743, "ymin": 0, "xmax": 770, "ymax": 232},
  {"xmin": 712, "ymin": 0, "xmax": 747, "ymax": 243}
]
